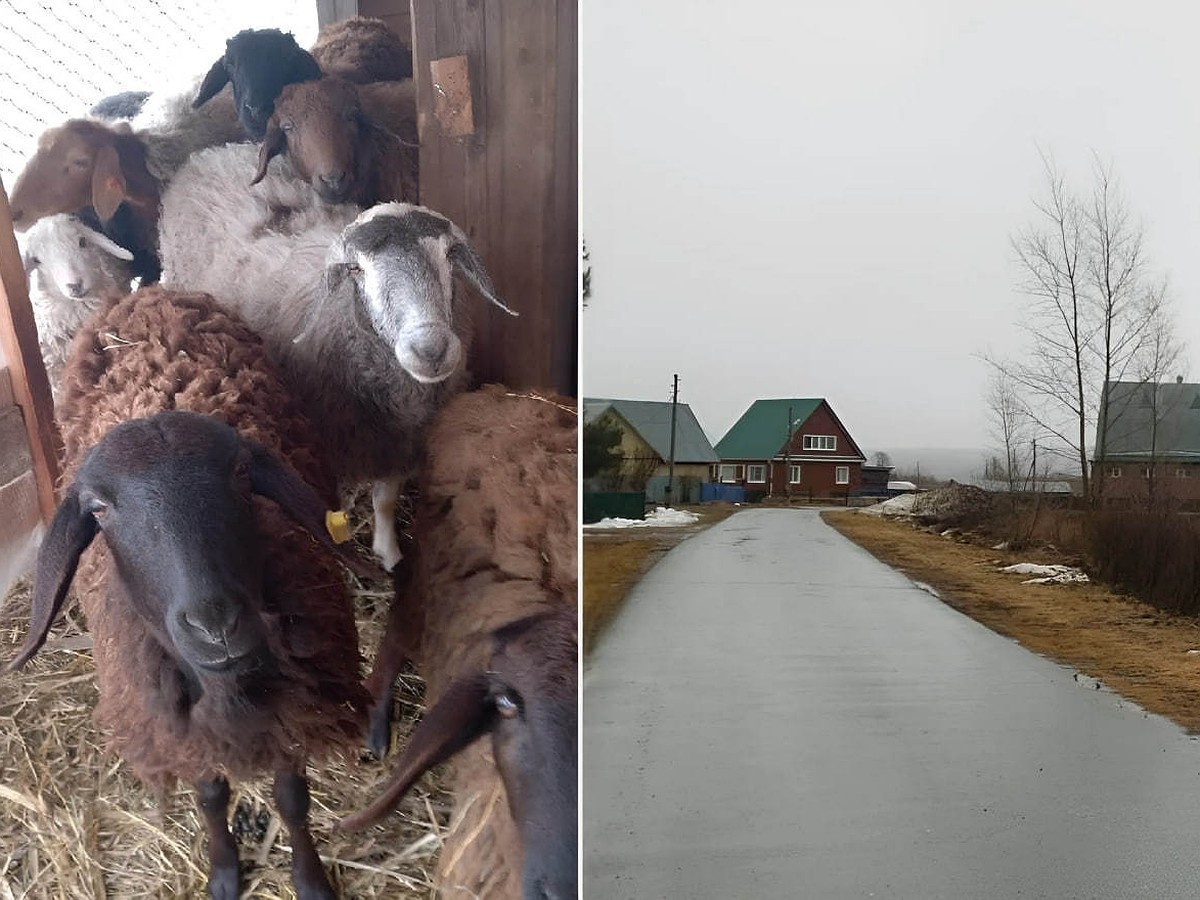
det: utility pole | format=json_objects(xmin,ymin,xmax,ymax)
[
  {"xmin": 666, "ymin": 373, "xmax": 679, "ymax": 507},
  {"xmin": 784, "ymin": 405, "xmax": 794, "ymax": 505}
]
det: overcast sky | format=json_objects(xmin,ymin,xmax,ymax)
[{"xmin": 580, "ymin": 0, "xmax": 1200, "ymax": 457}]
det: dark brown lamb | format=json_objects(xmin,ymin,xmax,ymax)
[
  {"xmin": 347, "ymin": 385, "xmax": 578, "ymax": 900},
  {"xmin": 9, "ymin": 286, "xmax": 368, "ymax": 899},
  {"xmin": 310, "ymin": 16, "xmax": 413, "ymax": 84}
]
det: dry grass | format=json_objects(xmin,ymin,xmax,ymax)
[
  {"xmin": 0, "ymin": 558, "xmax": 450, "ymax": 899},
  {"xmin": 582, "ymin": 504, "xmax": 738, "ymax": 655},
  {"xmin": 825, "ymin": 510, "xmax": 1200, "ymax": 734}
]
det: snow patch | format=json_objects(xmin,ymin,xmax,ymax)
[
  {"xmin": 999, "ymin": 562, "xmax": 1089, "ymax": 584},
  {"xmin": 584, "ymin": 506, "xmax": 701, "ymax": 530}
]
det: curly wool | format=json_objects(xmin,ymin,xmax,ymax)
[
  {"xmin": 56, "ymin": 286, "xmax": 366, "ymax": 787},
  {"xmin": 310, "ymin": 16, "xmax": 413, "ymax": 84},
  {"xmin": 408, "ymin": 385, "xmax": 577, "ymax": 898}
]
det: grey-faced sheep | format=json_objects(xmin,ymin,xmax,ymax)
[
  {"xmin": 3, "ymin": 286, "xmax": 369, "ymax": 900},
  {"xmin": 193, "ymin": 28, "xmax": 322, "ymax": 139},
  {"xmin": 159, "ymin": 142, "xmax": 517, "ymax": 570},
  {"xmin": 18, "ymin": 213, "xmax": 135, "ymax": 400},
  {"xmin": 310, "ymin": 16, "xmax": 414, "ymax": 84},
  {"xmin": 252, "ymin": 76, "xmax": 419, "ymax": 206},
  {"xmin": 345, "ymin": 385, "xmax": 578, "ymax": 900},
  {"xmin": 90, "ymin": 90, "xmax": 151, "ymax": 120}
]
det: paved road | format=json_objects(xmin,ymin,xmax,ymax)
[{"xmin": 584, "ymin": 509, "xmax": 1200, "ymax": 899}]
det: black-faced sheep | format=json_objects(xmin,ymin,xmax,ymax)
[
  {"xmin": 159, "ymin": 143, "xmax": 517, "ymax": 570},
  {"xmin": 3, "ymin": 286, "xmax": 369, "ymax": 900},
  {"xmin": 18, "ymin": 213, "xmax": 136, "ymax": 400},
  {"xmin": 310, "ymin": 16, "xmax": 414, "ymax": 84},
  {"xmin": 345, "ymin": 385, "xmax": 578, "ymax": 900},
  {"xmin": 252, "ymin": 76, "xmax": 418, "ymax": 206},
  {"xmin": 193, "ymin": 28, "xmax": 322, "ymax": 139}
]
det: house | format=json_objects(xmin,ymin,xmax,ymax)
[
  {"xmin": 1093, "ymin": 379, "xmax": 1200, "ymax": 504},
  {"xmin": 714, "ymin": 398, "xmax": 867, "ymax": 498},
  {"xmin": 583, "ymin": 397, "xmax": 720, "ymax": 503}
]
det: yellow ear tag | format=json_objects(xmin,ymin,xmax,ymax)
[{"xmin": 325, "ymin": 510, "xmax": 351, "ymax": 544}]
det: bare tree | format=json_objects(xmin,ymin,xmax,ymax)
[
  {"xmin": 1005, "ymin": 150, "xmax": 1179, "ymax": 505},
  {"xmin": 985, "ymin": 366, "xmax": 1034, "ymax": 493},
  {"xmin": 1134, "ymin": 302, "xmax": 1187, "ymax": 509},
  {"xmin": 871, "ymin": 451, "xmax": 893, "ymax": 468}
]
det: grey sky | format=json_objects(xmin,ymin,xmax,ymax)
[{"xmin": 581, "ymin": 0, "xmax": 1200, "ymax": 457}]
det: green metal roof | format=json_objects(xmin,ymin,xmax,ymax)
[
  {"xmin": 583, "ymin": 398, "xmax": 720, "ymax": 464},
  {"xmin": 1095, "ymin": 381, "xmax": 1200, "ymax": 462},
  {"xmin": 714, "ymin": 398, "xmax": 823, "ymax": 459}
]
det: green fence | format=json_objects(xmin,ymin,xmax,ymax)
[{"xmin": 583, "ymin": 491, "xmax": 646, "ymax": 524}]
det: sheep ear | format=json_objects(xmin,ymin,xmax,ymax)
[
  {"xmin": 243, "ymin": 438, "xmax": 379, "ymax": 578},
  {"xmin": 252, "ymin": 122, "xmax": 286, "ymax": 185},
  {"xmin": 193, "ymin": 59, "xmax": 229, "ymax": 108},
  {"xmin": 340, "ymin": 674, "xmax": 494, "ymax": 830},
  {"xmin": 4, "ymin": 485, "xmax": 98, "ymax": 674},
  {"xmin": 91, "ymin": 146, "xmax": 127, "ymax": 221},
  {"xmin": 292, "ymin": 49, "xmax": 322, "ymax": 82},
  {"xmin": 448, "ymin": 240, "xmax": 519, "ymax": 317},
  {"xmin": 82, "ymin": 228, "xmax": 134, "ymax": 261}
]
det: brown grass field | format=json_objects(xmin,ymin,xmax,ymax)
[{"xmin": 824, "ymin": 509, "xmax": 1200, "ymax": 733}]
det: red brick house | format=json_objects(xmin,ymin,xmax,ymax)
[{"xmin": 713, "ymin": 398, "xmax": 867, "ymax": 498}]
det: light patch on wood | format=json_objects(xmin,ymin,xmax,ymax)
[
  {"xmin": 430, "ymin": 55, "xmax": 475, "ymax": 138},
  {"xmin": 0, "ymin": 366, "xmax": 12, "ymax": 408}
]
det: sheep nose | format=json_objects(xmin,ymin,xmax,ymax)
[
  {"xmin": 66, "ymin": 281, "xmax": 85, "ymax": 298},
  {"xmin": 181, "ymin": 608, "xmax": 240, "ymax": 648},
  {"xmin": 319, "ymin": 172, "xmax": 348, "ymax": 191},
  {"xmin": 411, "ymin": 330, "xmax": 450, "ymax": 364},
  {"xmin": 11, "ymin": 207, "xmax": 22, "ymax": 223}
]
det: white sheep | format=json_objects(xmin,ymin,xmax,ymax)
[
  {"xmin": 20, "ymin": 214, "xmax": 135, "ymax": 400},
  {"xmin": 158, "ymin": 142, "xmax": 517, "ymax": 570}
]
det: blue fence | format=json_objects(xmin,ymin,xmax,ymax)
[{"xmin": 700, "ymin": 483, "xmax": 745, "ymax": 503}]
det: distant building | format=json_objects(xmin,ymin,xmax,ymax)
[
  {"xmin": 583, "ymin": 398, "xmax": 720, "ymax": 503},
  {"xmin": 1093, "ymin": 380, "xmax": 1200, "ymax": 504},
  {"xmin": 714, "ymin": 398, "xmax": 867, "ymax": 498}
]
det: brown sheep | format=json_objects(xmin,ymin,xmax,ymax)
[
  {"xmin": 310, "ymin": 16, "xmax": 414, "ymax": 84},
  {"xmin": 252, "ymin": 76, "xmax": 418, "ymax": 206},
  {"xmin": 345, "ymin": 385, "xmax": 578, "ymax": 900},
  {"xmin": 4, "ymin": 286, "xmax": 369, "ymax": 900}
]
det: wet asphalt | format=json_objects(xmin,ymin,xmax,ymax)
[{"xmin": 583, "ymin": 508, "xmax": 1200, "ymax": 899}]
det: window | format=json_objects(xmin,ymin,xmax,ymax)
[
  {"xmin": 803, "ymin": 434, "xmax": 837, "ymax": 451},
  {"xmin": 789, "ymin": 464, "xmax": 802, "ymax": 484},
  {"xmin": 1178, "ymin": 468, "xmax": 1194, "ymax": 479},
  {"xmin": 747, "ymin": 464, "xmax": 767, "ymax": 484},
  {"xmin": 1108, "ymin": 466, "xmax": 1122, "ymax": 478},
  {"xmin": 1142, "ymin": 467, "xmax": 1153, "ymax": 479},
  {"xmin": 835, "ymin": 466, "xmax": 849, "ymax": 485},
  {"xmin": 719, "ymin": 464, "xmax": 743, "ymax": 483}
]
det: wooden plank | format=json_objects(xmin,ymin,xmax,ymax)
[
  {"xmin": 412, "ymin": 0, "xmax": 577, "ymax": 396},
  {"xmin": 0, "ymin": 406, "xmax": 33, "ymax": 485},
  {"xmin": 0, "ymin": 176, "xmax": 61, "ymax": 521},
  {"xmin": 0, "ymin": 470, "xmax": 41, "ymax": 597},
  {"xmin": 0, "ymin": 366, "xmax": 13, "ymax": 409},
  {"xmin": 429, "ymin": 55, "xmax": 475, "ymax": 137}
]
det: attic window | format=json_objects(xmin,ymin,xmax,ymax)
[{"xmin": 803, "ymin": 435, "xmax": 837, "ymax": 451}]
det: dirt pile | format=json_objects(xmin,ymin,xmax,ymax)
[{"xmin": 910, "ymin": 482, "xmax": 995, "ymax": 528}]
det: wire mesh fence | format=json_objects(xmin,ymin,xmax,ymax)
[{"xmin": 0, "ymin": 0, "xmax": 320, "ymax": 184}]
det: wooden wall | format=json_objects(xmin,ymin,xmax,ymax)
[
  {"xmin": 411, "ymin": 0, "xmax": 577, "ymax": 396},
  {"xmin": 355, "ymin": 0, "xmax": 413, "ymax": 47}
]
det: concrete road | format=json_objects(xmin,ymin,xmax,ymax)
[{"xmin": 584, "ymin": 509, "xmax": 1200, "ymax": 900}]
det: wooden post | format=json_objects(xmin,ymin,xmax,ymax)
[
  {"xmin": 0, "ymin": 176, "xmax": 61, "ymax": 521},
  {"xmin": 412, "ymin": 0, "xmax": 577, "ymax": 395}
]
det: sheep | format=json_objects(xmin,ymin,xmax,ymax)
[
  {"xmin": 310, "ymin": 16, "xmax": 414, "ymax": 84},
  {"xmin": 345, "ymin": 385, "xmax": 578, "ymax": 900},
  {"xmin": 192, "ymin": 28, "xmax": 322, "ymax": 140},
  {"xmin": 252, "ymin": 76, "xmax": 418, "ymax": 206},
  {"xmin": 3, "ymin": 285, "xmax": 369, "ymax": 900},
  {"xmin": 159, "ymin": 142, "xmax": 518, "ymax": 570},
  {"xmin": 8, "ymin": 81, "xmax": 243, "ymax": 281},
  {"xmin": 90, "ymin": 90, "xmax": 151, "ymax": 120},
  {"xmin": 18, "ymin": 213, "xmax": 136, "ymax": 400}
]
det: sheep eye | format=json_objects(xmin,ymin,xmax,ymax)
[
  {"xmin": 344, "ymin": 262, "xmax": 362, "ymax": 276},
  {"xmin": 78, "ymin": 236, "xmax": 87, "ymax": 249},
  {"xmin": 280, "ymin": 121, "xmax": 295, "ymax": 134},
  {"xmin": 89, "ymin": 500, "xmax": 108, "ymax": 520},
  {"xmin": 493, "ymin": 691, "xmax": 520, "ymax": 719}
]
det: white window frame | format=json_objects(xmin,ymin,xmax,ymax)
[
  {"xmin": 719, "ymin": 464, "xmax": 743, "ymax": 483},
  {"xmin": 789, "ymin": 464, "xmax": 802, "ymax": 484},
  {"xmin": 1142, "ymin": 467, "xmax": 1153, "ymax": 479},
  {"xmin": 1108, "ymin": 466, "xmax": 1122, "ymax": 478},
  {"xmin": 1177, "ymin": 468, "xmax": 1194, "ymax": 479},
  {"xmin": 803, "ymin": 434, "xmax": 837, "ymax": 451},
  {"xmin": 747, "ymin": 464, "xmax": 767, "ymax": 484},
  {"xmin": 835, "ymin": 465, "xmax": 850, "ymax": 485}
]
